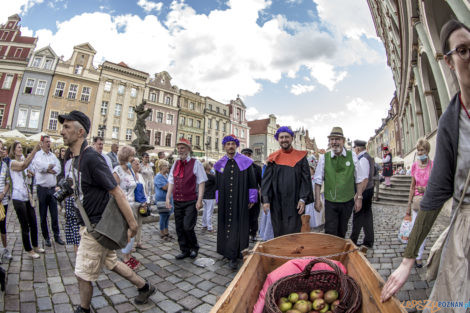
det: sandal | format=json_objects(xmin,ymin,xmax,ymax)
[{"xmin": 130, "ymin": 257, "xmax": 140, "ymax": 269}]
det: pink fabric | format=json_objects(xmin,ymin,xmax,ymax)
[
  {"xmin": 411, "ymin": 160, "xmax": 433, "ymax": 196},
  {"xmin": 253, "ymin": 258, "xmax": 347, "ymax": 313}
]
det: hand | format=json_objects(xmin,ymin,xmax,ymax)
[
  {"xmin": 354, "ymin": 198, "xmax": 362, "ymax": 213},
  {"xmin": 0, "ymin": 193, "xmax": 4, "ymax": 201},
  {"xmin": 248, "ymin": 202, "xmax": 254, "ymax": 209},
  {"xmin": 263, "ymin": 203, "xmax": 270, "ymax": 214},
  {"xmin": 128, "ymin": 222, "xmax": 138, "ymax": 238},
  {"xmin": 314, "ymin": 199, "xmax": 322, "ymax": 212},
  {"xmin": 196, "ymin": 199, "xmax": 203, "ymax": 210},
  {"xmin": 48, "ymin": 164, "xmax": 54, "ymax": 169},
  {"xmin": 417, "ymin": 186, "xmax": 425, "ymax": 194},
  {"xmin": 406, "ymin": 205, "xmax": 411, "ymax": 216},
  {"xmin": 297, "ymin": 201, "xmax": 305, "ymax": 214},
  {"xmin": 381, "ymin": 258, "xmax": 414, "ymax": 302},
  {"xmin": 165, "ymin": 198, "xmax": 172, "ymax": 209},
  {"xmin": 35, "ymin": 142, "xmax": 42, "ymax": 151}
]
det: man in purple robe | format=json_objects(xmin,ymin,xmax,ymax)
[{"xmin": 214, "ymin": 135, "xmax": 258, "ymax": 269}]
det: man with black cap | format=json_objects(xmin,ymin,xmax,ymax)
[
  {"xmin": 350, "ymin": 140, "xmax": 375, "ymax": 248},
  {"xmin": 313, "ymin": 127, "xmax": 368, "ymax": 238},
  {"xmin": 241, "ymin": 147, "xmax": 262, "ymax": 242},
  {"xmin": 59, "ymin": 111, "xmax": 155, "ymax": 313}
]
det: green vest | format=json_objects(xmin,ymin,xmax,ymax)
[{"xmin": 324, "ymin": 150, "xmax": 355, "ymax": 203}]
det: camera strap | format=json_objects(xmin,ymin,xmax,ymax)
[{"xmin": 71, "ymin": 146, "xmax": 94, "ymax": 233}]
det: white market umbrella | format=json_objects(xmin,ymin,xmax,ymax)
[
  {"xmin": 54, "ymin": 138, "xmax": 64, "ymax": 145},
  {"xmin": 0, "ymin": 129, "xmax": 27, "ymax": 140},
  {"xmin": 26, "ymin": 132, "xmax": 49, "ymax": 142},
  {"xmin": 392, "ymin": 156, "xmax": 404, "ymax": 163},
  {"xmin": 374, "ymin": 157, "xmax": 383, "ymax": 164}
]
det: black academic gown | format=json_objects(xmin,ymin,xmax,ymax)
[
  {"xmin": 216, "ymin": 159, "xmax": 257, "ymax": 260},
  {"xmin": 249, "ymin": 163, "xmax": 262, "ymax": 237},
  {"xmin": 262, "ymin": 156, "xmax": 314, "ymax": 237}
]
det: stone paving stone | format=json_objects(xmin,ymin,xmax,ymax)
[
  {"xmin": 53, "ymin": 303, "xmax": 74, "ymax": 313},
  {"xmin": 104, "ymin": 286, "xmax": 121, "ymax": 297},
  {"xmin": 114, "ymin": 302, "xmax": 135, "ymax": 313},
  {"xmin": 91, "ymin": 296, "xmax": 109, "ymax": 309},
  {"xmin": 4, "ymin": 295, "xmax": 19, "ymax": 311},
  {"xmin": 167, "ymin": 288, "xmax": 188, "ymax": 301},
  {"xmin": 20, "ymin": 302, "xmax": 36, "ymax": 313},
  {"xmin": 189, "ymin": 288, "xmax": 207, "ymax": 298},
  {"xmin": 193, "ymin": 303, "xmax": 214, "ymax": 313},
  {"xmin": 179, "ymin": 295, "xmax": 203, "ymax": 310},
  {"xmin": 37, "ymin": 296, "xmax": 53, "ymax": 310},
  {"xmin": 157, "ymin": 299, "xmax": 183, "ymax": 313},
  {"xmin": 202, "ymin": 294, "xmax": 217, "ymax": 305},
  {"xmin": 149, "ymin": 291, "xmax": 168, "ymax": 303},
  {"xmin": 52, "ymin": 292, "xmax": 70, "ymax": 304},
  {"xmin": 110, "ymin": 294, "xmax": 128, "ymax": 305},
  {"xmin": 19, "ymin": 290, "xmax": 35, "ymax": 302},
  {"xmin": 97, "ymin": 307, "xmax": 118, "ymax": 313},
  {"xmin": 115, "ymin": 278, "xmax": 133, "ymax": 290}
]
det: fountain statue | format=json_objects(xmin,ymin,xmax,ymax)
[{"xmin": 131, "ymin": 100, "xmax": 154, "ymax": 157}]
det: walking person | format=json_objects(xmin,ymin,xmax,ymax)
[
  {"xmin": 202, "ymin": 162, "xmax": 216, "ymax": 232},
  {"xmin": 214, "ymin": 135, "xmax": 257, "ymax": 269},
  {"xmin": 154, "ymin": 160, "xmax": 173, "ymax": 240},
  {"xmin": 382, "ymin": 147, "xmax": 393, "ymax": 187},
  {"xmin": 304, "ymin": 155, "xmax": 323, "ymax": 230},
  {"xmin": 58, "ymin": 111, "xmax": 155, "ymax": 312},
  {"xmin": 350, "ymin": 140, "xmax": 375, "ymax": 248},
  {"xmin": 31, "ymin": 135, "xmax": 65, "ymax": 246},
  {"xmin": 9, "ymin": 141, "xmax": 44, "ymax": 258},
  {"xmin": 140, "ymin": 153, "xmax": 155, "ymax": 204},
  {"xmin": 63, "ymin": 150, "xmax": 80, "ymax": 253},
  {"xmin": 381, "ymin": 21, "xmax": 470, "ymax": 313},
  {"xmin": 314, "ymin": 127, "xmax": 368, "ymax": 238},
  {"xmin": 241, "ymin": 148, "xmax": 262, "ymax": 242},
  {"xmin": 165, "ymin": 138, "xmax": 207, "ymax": 260},
  {"xmin": 0, "ymin": 141, "xmax": 11, "ymax": 261},
  {"xmin": 131, "ymin": 157, "xmax": 149, "ymax": 250},
  {"xmin": 262, "ymin": 126, "xmax": 314, "ymax": 237}
]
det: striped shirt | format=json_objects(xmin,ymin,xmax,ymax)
[{"xmin": 0, "ymin": 161, "xmax": 10, "ymax": 205}]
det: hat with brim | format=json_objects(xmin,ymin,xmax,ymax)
[
  {"xmin": 58, "ymin": 110, "xmax": 91, "ymax": 134},
  {"xmin": 176, "ymin": 138, "xmax": 192, "ymax": 150},
  {"xmin": 353, "ymin": 140, "xmax": 367, "ymax": 148},
  {"xmin": 241, "ymin": 148, "xmax": 253, "ymax": 154},
  {"xmin": 327, "ymin": 126, "xmax": 345, "ymax": 139}
]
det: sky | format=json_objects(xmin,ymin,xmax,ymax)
[{"xmin": 1, "ymin": 0, "xmax": 396, "ymax": 148}]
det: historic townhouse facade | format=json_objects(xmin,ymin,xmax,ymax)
[
  {"xmin": 248, "ymin": 114, "xmax": 278, "ymax": 163},
  {"xmin": 12, "ymin": 46, "xmax": 59, "ymax": 135},
  {"xmin": 0, "ymin": 14, "xmax": 37, "ymax": 130},
  {"xmin": 91, "ymin": 61, "xmax": 148, "ymax": 150},
  {"xmin": 178, "ymin": 90, "xmax": 205, "ymax": 156},
  {"xmin": 145, "ymin": 71, "xmax": 179, "ymax": 155},
  {"xmin": 43, "ymin": 43, "xmax": 99, "ymax": 140},
  {"xmin": 204, "ymin": 97, "xmax": 231, "ymax": 160},
  {"xmin": 367, "ymin": 0, "xmax": 470, "ymax": 167},
  {"xmin": 228, "ymin": 96, "xmax": 249, "ymax": 150}
]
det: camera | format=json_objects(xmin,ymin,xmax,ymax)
[{"xmin": 53, "ymin": 178, "xmax": 74, "ymax": 202}]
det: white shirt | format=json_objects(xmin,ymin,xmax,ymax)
[
  {"xmin": 382, "ymin": 154, "xmax": 391, "ymax": 163},
  {"xmin": 357, "ymin": 150, "xmax": 370, "ymax": 179},
  {"xmin": 313, "ymin": 148, "xmax": 367, "ymax": 185},
  {"xmin": 168, "ymin": 156, "xmax": 208, "ymax": 185},
  {"xmin": 10, "ymin": 163, "xmax": 29, "ymax": 201},
  {"xmin": 100, "ymin": 152, "xmax": 113, "ymax": 173},
  {"xmin": 32, "ymin": 149, "xmax": 61, "ymax": 188}
]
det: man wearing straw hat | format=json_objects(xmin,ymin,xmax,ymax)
[{"xmin": 313, "ymin": 127, "xmax": 368, "ymax": 238}]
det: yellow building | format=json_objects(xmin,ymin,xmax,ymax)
[{"xmin": 178, "ymin": 90, "xmax": 205, "ymax": 156}]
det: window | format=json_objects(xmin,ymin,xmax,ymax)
[
  {"xmin": 208, "ymin": 119, "xmax": 212, "ymax": 129},
  {"xmin": 235, "ymin": 128, "xmax": 239, "ymax": 137},
  {"xmin": 223, "ymin": 123, "xmax": 226, "ymax": 132},
  {"xmin": 215, "ymin": 138, "xmax": 219, "ymax": 150},
  {"xmin": 112, "ymin": 127, "xmax": 119, "ymax": 139},
  {"xmin": 146, "ymin": 110, "xmax": 153, "ymax": 122},
  {"xmin": 80, "ymin": 87, "xmax": 91, "ymax": 102},
  {"xmin": 216, "ymin": 121, "xmax": 219, "ymax": 131},
  {"xmin": 130, "ymin": 87, "xmax": 137, "ymax": 98},
  {"xmin": 54, "ymin": 81, "xmax": 65, "ymax": 97},
  {"xmin": 149, "ymin": 93, "xmax": 156, "ymax": 102},
  {"xmin": 165, "ymin": 133, "xmax": 172, "ymax": 147},
  {"xmin": 104, "ymin": 81, "xmax": 112, "ymax": 92},
  {"xmin": 0, "ymin": 106, "xmax": 4, "ymax": 126},
  {"xmin": 32, "ymin": 57, "xmax": 42, "ymax": 68},
  {"xmin": 44, "ymin": 59, "xmax": 53, "ymax": 70},
  {"xmin": 189, "ymin": 102, "xmax": 195, "ymax": 110},
  {"xmin": 255, "ymin": 148, "xmax": 262, "ymax": 155},
  {"xmin": 101, "ymin": 101, "xmax": 108, "ymax": 115},
  {"xmin": 241, "ymin": 129, "xmax": 245, "ymax": 138},
  {"xmin": 157, "ymin": 112, "xmax": 163, "ymax": 123},
  {"xmin": 115, "ymin": 103, "xmax": 122, "ymax": 117},
  {"xmin": 196, "ymin": 120, "xmax": 201, "ymax": 129},
  {"xmin": 180, "ymin": 117, "xmax": 185, "ymax": 125},
  {"xmin": 1, "ymin": 32, "xmax": 8, "ymax": 40},
  {"xmin": 188, "ymin": 118, "xmax": 193, "ymax": 127},
  {"xmin": 167, "ymin": 114, "xmax": 173, "ymax": 125},
  {"xmin": 216, "ymin": 107, "xmax": 220, "ymax": 113},
  {"xmin": 29, "ymin": 110, "xmax": 40, "ymax": 129},
  {"xmin": 97, "ymin": 125, "xmax": 105, "ymax": 137},
  {"xmin": 2, "ymin": 74, "xmax": 13, "ymax": 89},
  {"xmin": 14, "ymin": 48, "xmax": 22, "ymax": 58},
  {"xmin": 154, "ymin": 131, "xmax": 162, "ymax": 146},
  {"xmin": 165, "ymin": 96, "xmax": 171, "ymax": 105},
  {"xmin": 126, "ymin": 129, "xmax": 132, "ymax": 141},
  {"xmin": 24, "ymin": 78, "xmax": 35, "ymax": 94},
  {"xmin": 74, "ymin": 65, "xmax": 83, "ymax": 75},
  {"xmin": 196, "ymin": 136, "xmax": 200, "ymax": 147},
  {"xmin": 128, "ymin": 107, "xmax": 134, "ymax": 119},
  {"xmin": 207, "ymin": 136, "xmax": 211, "ymax": 146},
  {"xmin": 187, "ymin": 134, "xmax": 193, "ymax": 144},
  {"xmin": 237, "ymin": 108, "xmax": 241, "ymax": 120},
  {"xmin": 208, "ymin": 104, "xmax": 213, "ymax": 111},
  {"xmin": 223, "ymin": 109, "xmax": 227, "ymax": 116},
  {"xmin": 67, "ymin": 84, "xmax": 78, "ymax": 99},
  {"xmin": 118, "ymin": 84, "xmax": 125, "ymax": 95},
  {"xmin": 36, "ymin": 80, "xmax": 47, "ymax": 96},
  {"xmin": 17, "ymin": 108, "xmax": 28, "ymax": 127},
  {"xmin": 48, "ymin": 111, "xmax": 59, "ymax": 130}
]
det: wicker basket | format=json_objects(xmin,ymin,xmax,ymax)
[{"xmin": 263, "ymin": 258, "xmax": 362, "ymax": 313}]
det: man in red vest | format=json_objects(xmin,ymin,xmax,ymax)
[{"xmin": 166, "ymin": 138, "xmax": 207, "ymax": 259}]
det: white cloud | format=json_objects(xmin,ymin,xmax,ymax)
[
  {"xmin": 246, "ymin": 107, "xmax": 269, "ymax": 121},
  {"xmin": 290, "ymin": 83, "xmax": 315, "ymax": 95},
  {"xmin": 307, "ymin": 62, "xmax": 347, "ymax": 91},
  {"xmin": 137, "ymin": 0, "xmax": 163, "ymax": 13},
  {"xmin": 0, "ymin": 0, "xmax": 44, "ymax": 22}
]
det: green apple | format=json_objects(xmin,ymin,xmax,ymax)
[
  {"xmin": 288, "ymin": 292, "xmax": 299, "ymax": 303},
  {"xmin": 279, "ymin": 301, "xmax": 293, "ymax": 312}
]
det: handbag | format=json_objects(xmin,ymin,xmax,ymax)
[
  {"xmin": 0, "ymin": 204, "xmax": 5, "ymax": 222},
  {"xmin": 129, "ymin": 170, "xmax": 148, "ymax": 216},
  {"xmin": 156, "ymin": 201, "xmax": 170, "ymax": 214},
  {"xmin": 398, "ymin": 214, "xmax": 413, "ymax": 244},
  {"xmin": 72, "ymin": 147, "xmax": 129, "ymax": 250},
  {"xmin": 426, "ymin": 168, "xmax": 470, "ymax": 281}
]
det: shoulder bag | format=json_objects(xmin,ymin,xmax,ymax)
[{"xmin": 72, "ymin": 147, "xmax": 129, "ymax": 250}]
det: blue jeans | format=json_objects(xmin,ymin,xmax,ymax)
[{"xmin": 159, "ymin": 207, "xmax": 173, "ymax": 231}]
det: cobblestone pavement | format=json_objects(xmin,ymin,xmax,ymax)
[{"xmin": 0, "ymin": 203, "xmax": 449, "ymax": 313}]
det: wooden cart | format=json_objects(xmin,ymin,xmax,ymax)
[{"xmin": 211, "ymin": 233, "xmax": 406, "ymax": 313}]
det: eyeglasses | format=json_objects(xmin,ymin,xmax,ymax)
[{"xmin": 446, "ymin": 46, "xmax": 470, "ymax": 61}]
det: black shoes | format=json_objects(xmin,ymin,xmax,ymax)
[
  {"xmin": 189, "ymin": 250, "xmax": 198, "ymax": 259},
  {"xmin": 229, "ymin": 259, "xmax": 238, "ymax": 270},
  {"xmin": 44, "ymin": 239, "xmax": 51, "ymax": 247},
  {"xmin": 55, "ymin": 237, "xmax": 65, "ymax": 245},
  {"xmin": 415, "ymin": 260, "xmax": 423, "ymax": 268},
  {"xmin": 135, "ymin": 283, "xmax": 156, "ymax": 305},
  {"xmin": 175, "ymin": 252, "xmax": 190, "ymax": 260}
]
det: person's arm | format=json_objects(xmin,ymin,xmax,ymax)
[
  {"xmin": 108, "ymin": 186, "xmax": 138, "ymax": 236},
  {"xmin": 407, "ymin": 176, "xmax": 416, "ymax": 215},
  {"xmin": 196, "ymin": 182, "xmax": 204, "ymax": 210},
  {"xmin": 297, "ymin": 157, "xmax": 312, "ymax": 214},
  {"xmin": 10, "ymin": 144, "xmax": 41, "ymax": 172},
  {"xmin": 313, "ymin": 154, "xmax": 325, "ymax": 211},
  {"xmin": 166, "ymin": 183, "xmax": 174, "ymax": 208},
  {"xmin": 0, "ymin": 167, "xmax": 9, "ymax": 202},
  {"xmin": 50, "ymin": 155, "xmax": 61, "ymax": 175},
  {"xmin": 261, "ymin": 162, "xmax": 274, "ymax": 213},
  {"xmin": 113, "ymin": 172, "xmax": 121, "ymax": 185}
]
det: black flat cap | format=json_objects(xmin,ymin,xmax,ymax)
[
  {"xmin": 59, "ymin": 110, "xmax": 91, "ymax": 134},
  {"xmin": 241, "ymin": 148, "xmax": 253, "ymax": 154},
  {"xmin": 353, "ymin": 140, "xmax": 367, "ymax": 148}
]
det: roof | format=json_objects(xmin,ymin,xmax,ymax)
[
  {"xmin": 247, "ymin": 118, "xmax": 270, "ymax": 135},
  {"xmin": 118, "ymin": 61, "xmax": 128, "ymax": 67}
]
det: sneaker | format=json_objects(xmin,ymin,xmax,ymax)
[
  {"xmin": 129, "ymin": 257, "xmax": 140, "ymax": 269},
  {"xmin": 74, "ymin": 306, "xmax": 90, "ymax": 313},
  {"xmin": 134, "ymin": 284, "xmax": 156, "ymax": 305},
  {"xmin": 2, "ymin": 248, "xmax": 12, "ymax": 260},
  {"xmin": 28, "ymin": 251, "xmax": 40, "ymax": 259},
  {"xmin": 34, "ymin": 247, "xmax": 45, "ymax": 254}
]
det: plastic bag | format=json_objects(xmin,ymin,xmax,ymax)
[{"xmin": 398, "ymin": 215, "xmax": 413, "ymax": 244}]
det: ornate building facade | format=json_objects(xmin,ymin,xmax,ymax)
[
  {"xmin": 178, "ymin": 89, "xmax": 205, "ymax": 156},
  {"xmin": 228, "ymin": 96, "xmax": 249, "ymax": 150},
  {"xmin": 367, "ymin": 0, "xmax": 470, "ymax": 166},
  {"xmin": 248, "ymin": 114, "xmax": 278, "ymax": 163},
  {"xmin": 204, "ymin": 97, "xmax": 230, "ymax": 160}
]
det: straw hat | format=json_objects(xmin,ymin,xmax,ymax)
[{"xmin": 327, "ymin": 127, "xmax": 345, "ymax": 139}]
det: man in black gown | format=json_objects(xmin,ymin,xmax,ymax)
[
  {"xmin": 241, "ymin": 148, "xmax": 262, "ymax": 242},
  {"xmin": 214, "ymin": 135, "xmax": 257, "ymax": 269},
  {"xmin": 261, "ymin": 126, "xmax": 314, "ymax": 237}
]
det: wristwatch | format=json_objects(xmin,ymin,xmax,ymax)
[{"xmin": 357, "ymin": 195, "xmax": 363, "ymax": 199}]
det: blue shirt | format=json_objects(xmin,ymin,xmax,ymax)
[{"xmin": 154, "ymin": 173, "xmax": 170, "ymax": 202}]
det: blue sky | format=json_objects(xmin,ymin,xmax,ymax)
[{"xmin": 2, "ymin": 0, "xmax": 396, "ymax": 148}]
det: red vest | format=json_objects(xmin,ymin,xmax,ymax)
[{"xmin": 173, "ymin": 158, "xmax": 197, "ymax": 202}]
